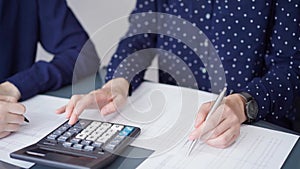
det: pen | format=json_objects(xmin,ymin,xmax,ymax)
[
  {"xmin": 187, "ymin": 87, "xmax": 227, "ymax": 156},
  {"xmin": 24, "ymin": 116, "xmax": 30, "ymax": 123}
]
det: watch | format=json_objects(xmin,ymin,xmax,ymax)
[{"xmin": 238, "ymin": 92, "xmax": 258, "ymax": 124}]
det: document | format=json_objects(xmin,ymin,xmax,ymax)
[
  {"xmin": 1, "ymin": 82, "xmax": 298, "ymax": 169},
  {"xmin": 137, "ymin": 125, "xmax": 299, "ymax": 169},
  {"xmin": 80, "ymin": 82, "xmax": 218, "ymax": 154},
  {"xmin": 0, "ymin": 95, "xmax": 69, "ymax": 169}
]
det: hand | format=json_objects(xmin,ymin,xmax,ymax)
[
  {"xmin": 0, "ymin": 82, "xmax": 25, "ymax": 138},
  {"xmin": 189, "ymin": 94, "xmax": 247, "ymax": 148},
  {"xmin": 56, "ymin": 78, "xmax": 130, "ymax": 125}
]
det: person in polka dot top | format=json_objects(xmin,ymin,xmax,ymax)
[{"xmin": 58, "ymin": 0, "xmax": 300, "ymax": 148}]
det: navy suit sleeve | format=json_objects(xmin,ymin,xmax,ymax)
[{"xmin": 7, "ymin": 0, "xmax": 99, "ymax": 100}]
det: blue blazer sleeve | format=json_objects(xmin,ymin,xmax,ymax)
[{"xmin": 7, "ymin": 0, "xmax": 99, "ymax": 100}]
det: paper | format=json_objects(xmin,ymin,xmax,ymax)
[
  {"xmin": 0, "ymin": 95, "xmax": 69, "ymax": 169},
  {"xmin": 80, "ymin": 82, "xmax": 217, "ymax": 154},
  {"xmin": 137, "ymin": 125, "xmax": 299, "ymax": 169}
]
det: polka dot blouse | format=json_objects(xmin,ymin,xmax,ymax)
[{"xmin": 106, "ymin": 0, "xmax": 300, "ymax": 128}]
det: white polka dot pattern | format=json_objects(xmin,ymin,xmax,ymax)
[{"xmin": 106, "ymin": 0, "xmax": 300, "ymax": 128}]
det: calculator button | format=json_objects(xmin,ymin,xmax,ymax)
[
  {"xmin": 104, "ymin": 144, "xmax": 117, "ymax": 151},
  {"xmin": 119, "ymin": 127, "xmax": 134, "ymax": 136},
  {"xmin": 47, "ymin": 134, "xmax": 58, "ymax": 141},
  {"xmin": 81, "ymin": 129, "xmax": 93, "ymax": 135},
  {"xmin": 57, "ymin": 136, "xmax": 68, "ymax": 142},
  {"xmin": 62, "ymin": 142, "xmax": 73, "ymax": 148},
  {"xmin": 90, "ymin": 121, "xmax": 102, "ymax": 127},
  {"xmin": 111, "ymin": 124, "xmax": 124, "ymax": 131},
  {"xmin": 57, "ymin": 126, "xmax": 69, "ymax": 133},
  {"xmin": 91, "ymin": 131, "xmax": 104, "ymax": 138},
  {"xmin": 53, "ymin": 130, "xmax": 64, "ymax": 135},
  {"xmin": 76, "ymin": 133, "xmax": 88, "ymax": 140},
  {"xmin": 70, "ymin": 138, "xmax": 81, "ymax": 144},
  {"xmin": 106, "ymin": 128, "xmax": 118, "ymax": 135},
  {"xmin": 112, "ymin": 135, "xmax": 126, "ymax": 142},
  {"xmin": 81, "ymin": 140, "xmax": 92, "ymax": 146},
  {"xmin": 68, "ymin": 127, "xmax": 81, "ymax": 134},
  {"xmin": 72, "ymin": 144, "xmax": 84, "ymax": 150},
  {"xmin": 96, "ymin": 136, "xmax": 110, "ymax": 143},
  {"xmin": 92, "ymin": 142, "xmax": 103, "ymax": 148},
  {"xmin": 100, "ymin": 123, "xmax": 112, "ymax": 130},
  {"xmin": 74, "ymin": 120, "xmax": 91, "ymax": 129},
  {"xmin": 83, "ymin": 145, "xmax": 95, "ymax": 152},
  {"xmin": 86, "ymin": 135, "xmax": 98, "ymax": 141},
  {"xmin": 86, "ymin": 124, "xmax": 98, "ymax": 131},
  {"xmin": 124, "ymin": 126, "xmax": 134, "ymax": 133},
  {"xmin": 63, "ymin": 131, "xmax": 74, "ymax": 138},
  {"xmin": 95, "ymin": 127, "xmax": 108, "ymax": 135}
]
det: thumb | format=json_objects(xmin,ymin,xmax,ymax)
[
  {"xmin": 0, "ymin": 95, "xmax": 18, "ymax": 103},
  {"xmin": 101, "ymin": 95, "xmax": 127, "ymax": 115}
]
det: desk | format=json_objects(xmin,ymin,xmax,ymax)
[{"xmin": 1, "ymin": 77, "xmax": 299, "ymax": 168}]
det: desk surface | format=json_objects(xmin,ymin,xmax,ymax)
[{"xmin": 1, "ymin": 77, "xmax": 299, "ymax": 168}]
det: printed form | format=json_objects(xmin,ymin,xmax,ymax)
[
  {"xmin": 0, "ymin": 95, "xmax": 68, "ymax": 168},
  {"xmin": 137, "ymin": 125, "xmax": 298, "ymax": 169},
  {"xmin": 0, "ymin": 82, "xmax": 298, "ymax": 169}
]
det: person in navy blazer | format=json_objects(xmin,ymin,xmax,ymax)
[{"xmin": 0, "ymin": 0, "xmax": 99, "ymax": 138}]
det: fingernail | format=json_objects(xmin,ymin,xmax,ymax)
[{"xmin": 189, "ymin": 134, "xmax": 196, "ymax": 140}]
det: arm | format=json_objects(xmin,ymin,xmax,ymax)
[
  {"xmin": 7, "ymin": 0, "xmax": 99, "ymax": 100},
  {"xmin": 242, "ymin": 0, "xmax": 300, "ymax": 124},
  {"xmin": 57, "ymin": 0, "xmax": 160, "ymax": 124},
  {"xmin": 190, "ymin": 0, "xmax": 300, "ymax": 148}
]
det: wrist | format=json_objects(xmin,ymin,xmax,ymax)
[
  {"xmin": 237, "ymin": 92, "xmax": 258, "ymax": 124},
  {"xmin": 103, "ymin": 78, "xmax": 130, "ymax": 96},
  {"xmin": 0, "ymin": 82, "xmax": 21, "ymax": 100},
  {"xmin": 232, "ymin": 94, "xmax": 247, "ymax": 123}
]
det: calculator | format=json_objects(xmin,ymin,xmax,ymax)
[{"xmin": 10, "ymin": 119, "xmax": 141, "ymax": 169}]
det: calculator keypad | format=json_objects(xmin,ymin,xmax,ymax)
[{"xmin": 40, "ymin": 119, "xmax": 139, "ymax": 157}]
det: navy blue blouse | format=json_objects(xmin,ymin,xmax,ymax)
[
  {"xmin": 106, "ymin": 0, "xmax": 300, "ymax": 128},
  {"xmin": 0, "ymin": 0, "xmax": 98, "ymax": 100}
]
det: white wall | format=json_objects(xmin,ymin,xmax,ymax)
[
  {"xmin": 36, "ymin": 0, "xmax": 158, "ymax": 82},
  {"xmin": 36, "ymin": 0, "xmax": 135, "ymax": 66}
]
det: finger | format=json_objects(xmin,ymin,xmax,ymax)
[
  {"xmin": 5, "ymin": 113, "xmax": 24, "ymax": 124},
  {"xmin": 65, "ymin": 95, "xmax": 82, "ymax": 119},
  {"xmin": 200, "ymin": 104, "xmax": 226, "ymax": 135},
  {"xmin": 1, "ymin": 102, "xmax": 26, "ymax": 115},
  {"xmin": 68, "ymin": 112, "xmax": 79, "ymax": 125},
  {"xmin": 0, "ymin": 131, "xmax": 11, "ymax": 138},
  {"xmin": 206, "ymin": 128, "xmax": 239, "ymax": 148},
  {"xmin": 56, "ymin": 105, "xmax": 66, "ymax": 114},
  {"xmin": 189, "ymin": 125, "xmax": 203, "ymax": 140},
  {"xmin": 190, "ymin": 104, "xmax": 226, "ymax": 140},
  {"xmin": 194, "ymin": 102, "xmax": 213, "ymax": 128},
  {"xmin": 4, "ymin": 123, "xmax": 21, "ymax": 132},
  {"xmin": 68, "ymin": 95, "xmax": 95, "ymax": 125},
  {"xmin": 0, "ymin": 95, "xmax": 17, "ymax": 102},
  {"xmin": 203, "ymin": 117, "xmax": 230, "ymax": 140},
  {"xmin": 101, "ymin": 95, "xmax": 126, "ymax": 115},
  {"xmin": 101, "ymin": 102, "xmax": 117, "ymax": 115}
]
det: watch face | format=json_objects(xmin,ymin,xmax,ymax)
[{"xmin": 246, "ymin": 100, "xmax": 258, "ymax": 119}]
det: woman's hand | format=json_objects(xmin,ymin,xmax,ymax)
[
  {"xmin": 56, "ymin": 78, "xmax": 130, "ymax": 125},
  {"xmin": 0, "ymin": 82, "xmax": 25, "ymax": 138},
  {"xmin": 189, "ymin": 94, "xmax": 247, "ymax": 148}
]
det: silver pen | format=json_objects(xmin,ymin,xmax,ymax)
[{"xmin": 187, "ymin": 87, "xmax": 227, "ymax": 156}]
